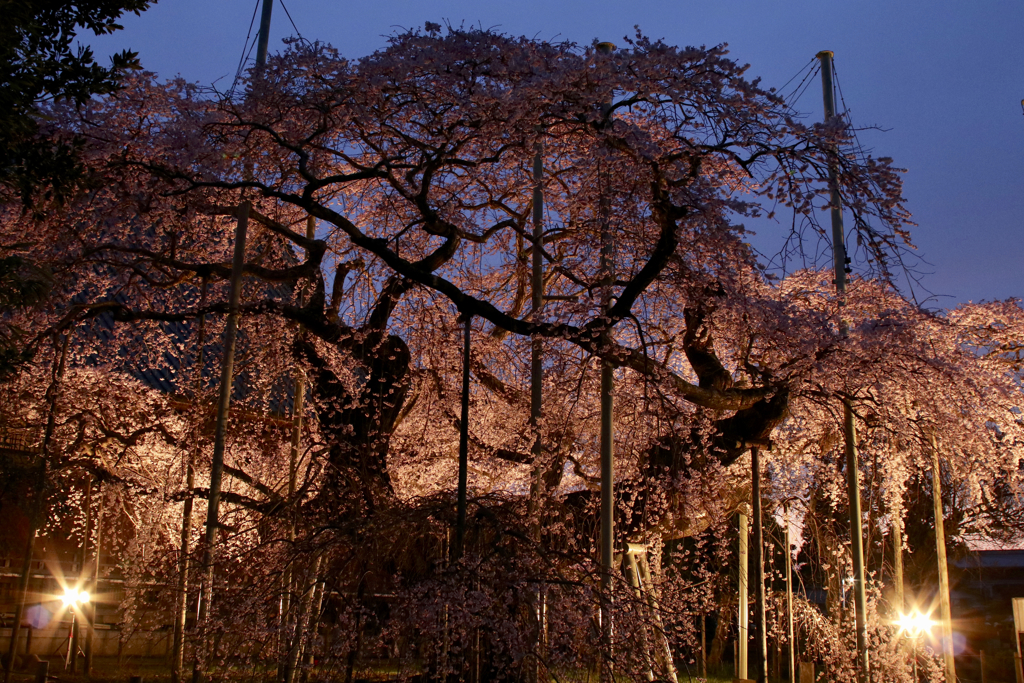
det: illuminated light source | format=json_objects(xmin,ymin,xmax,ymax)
[
  {"xmin": 896, "ymin": 609, "xmax": 934, "ymax": 638},
  {"xmin": 61, "ymin": 587, "xmax": 90, "ymax": 607}
]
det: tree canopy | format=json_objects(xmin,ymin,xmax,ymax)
[{"xmin": 2, "ymin": 27, "xmax": 1022, "ymax": 682}]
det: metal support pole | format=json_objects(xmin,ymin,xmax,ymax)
[
  {"xmin": 300, "ymin": 569, "xmax": 325, "ymax": 683},
  {"xmin": 817, "ymin": 49, "xmax": 869, "ymax": 682},
  {"xmin": 785, "ymin": 505, "xmax": 795, "ymax": 683},
  {"xmin": 751, "ymin": 449, "xmax": 767, "ymax": 683},
  {"xmin": 527, "ymin": 138, "xmax": 546, "ymax": 683},
  {"xmin": 279, "ymin": 218, "xmax": 314, "ymax": 682},
  {"xmin": 635, "ymin": 551, "xmax": 678, "ymax": 683},
  {"xmin": 452, "ymin": 314, "xmax": 471, "ymax": 562},
  {"xmin": 193, "ymin": 202, "xmax": 249, "ymax": 683},
  {"xmin": 816, "ymin": 51, "xmax": 849, "ymax": 298},
  {"xmin": 81, "ymin": 479, "xmax": 93, "ymax": 677},
  {"xmin": 738, "ymin": 512, "xmax": 749, "ymax": 681},
  {"xmin": 529, "ymin": 139, "xmax": 545, "ymax": 491},
  {"xmin": 172, "ymin": 279, "xmax": 208, "ymax": 683},
  {"xmin": 596, "ymin": 40, "xmax": 616, "ymax": 683},
  {"xmin": 283, "ymin": 554, "xmax": 322, "ymax": 683},
  {"xmin": 71, "ymin": 477, "xmax": 91, "ymax": 675},
  {"xmin": 700, "ymin": 612, "xmax": 707, "ymax": 680},
  {"xmin": 893, "ymin": 509, "xmax": 905, "ymax": 615},
  {"xmin": 86, "ymin": 482, "xmax": 102, "ymax": 678},
  {"xmin": 623, "ymin": 552, "xmax": 656, "ymax": 682},
  {"xmin": 843, "ymin": 399, "xmax": 869, "ymax": 677},
  {"xmin": 930, "ymin": 436, "xmax": 956, "ymax": 683},
  {"xmin": 255, "ymin": 0, "xmax": 274, "ymax": 70}
]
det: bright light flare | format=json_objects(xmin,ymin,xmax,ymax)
[
  {"xmin": 61, "ymin": 587, "xmax": 90, "ymax": 607},
  {"xmin": 895, "ymin": 610, "xmax": 934, "ymax": 637}
]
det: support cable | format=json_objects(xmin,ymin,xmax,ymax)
[
  {"xmin": 227, "ymin": 0, "xmax": 262, "ymax": 98},
  {"xmin": 277, "ymin": 0, "xmax": 309, "ymax": 46}
]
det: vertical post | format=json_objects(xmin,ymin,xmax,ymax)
[
  {"xmin": 635, "ymin": 552, "xmax": 678, "ymax": 683},
  {"xmin": 893, "ymin": 511, "xmax": 905, "ymax": 615},
  {"xmin": 172, "ymin": 279, "xmax": 208, "ymax": 683},
  {"xmin": 526, "ymin": 136, "xmax": 546, "ymax": 683},
  {"xmin": 81, "ymin": 478, "xmax": 93, "ymax": 677},
  {"xmin": 785, "ymin": 505, "xmax": 795, "ymax": 683},
  {"xmin": 4, "ymin": 332, "xmax": 71, "ymax": 683},
  {"xmin": 596, "ymin": 40, "xmax": 616, "ymax": 683},
  {"xmin": 280, "ymin": 218, "xmax": 315, "ymax": 682},
  {"xmin": 300, "ymin": 571, "xmax": 325, "ymax": 683},
  {"xmin": 817, "ymin": 49, "xmax": 869, "ymax": 682},
  {"xmin": 623, "ymin": 553, "xmax": 655, "ymax": 682},
  {"xmin": 1015, "ymin": 628, "xmax": 1023, "ymax": 683},
  {"xmin": 255, "ymin": 0, "xmax": 274, "ymax": 71},
  {"xmin": 929, "ymin": 435, "xmax": 956, "ymax": 683},
  {"xmin": 283, "ymin": 554, "xmax": 322, "ymax": 683},
  {"xmin": 193, "ymin": 202, "xmax": 249, "ymax": 683},
  {"xmin": 843, "ymin": 399, "xmax": 869, "ymax": 674},
  {"xmin": 86, "ymin": 482, "xmax": 102, "ymax": 677},
  {"xmin": 751, "ymin": 449, "xmax": 767, "ymax": 683},
  {"xmin": 191, "ymin": 4, "xmax": 271, "ymax": 677},
  {"xmin": 71, "ymin": 477, "xmax": 92, "ymax": 675},
  {"xmin": 738, "ymin": 512, "xmax": 749, "ymax": 681},
  {"xmin": 71, "ymin": 613, "xmax": 79, "ymax": 673},
  {"xmin": 452, "ymin": 313, "xmax": 472, "ymax": 562},
  {"xmin": 700, "ymin": 613, "xmax": 707, "ymax": 680},
  {"xmin": 529, "ymin": 139, "xmax": 545, "ymax": 489}
]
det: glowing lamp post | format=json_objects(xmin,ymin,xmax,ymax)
[
  {"xmin": 896, "ymin": 610, "xmax": 934, "ymax": 681},
  {"xmin": 62, "ymin": 588, "xmax": 90, "ymax": 608},
  {"xmin": 61, "ymin": 588, "xmax": 90, "ymax": 671}
]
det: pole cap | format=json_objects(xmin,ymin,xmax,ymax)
[
  {"xmin": 816, "ymin": 50, "xmax": 834, "ymax": 59},
  {"xmin": 596, "ymin": 42, "xmax": 616, "ymax": 55}
]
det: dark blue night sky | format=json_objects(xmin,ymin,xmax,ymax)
[{"xmin": 85, "ymin": 0, "xmax": 1024, "ymax": 306}]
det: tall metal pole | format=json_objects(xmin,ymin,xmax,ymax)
[
  {"xmin": 893, "ymin": 509, "xmax": 905, "ymax": 615},
  {"xmin": 172, "ymin": 279, "xmax": 208, "ymax": 683},
  {"xmin": 526, "ymin": 137, "xmax": 546, "ymax": 683},
  {"xmin": 192, "ymin": 11, "xmax": 270, "ymax": 678},
  {"xmin": 842, "ymin": 401, "xmax": 869, "ymax": 677},
  {"xmin": 70, "ymin": 477, "xmax": 90, "ymax": 675},
  {"xmin": 255, "ymin": 0, "xmax": 274, "ymax": 72},
  {"xmin": 193, "ymin": 202, "xmax": 249, "ymax": 683},
  {"xmin": 930, "ymin": 435, "xmax": 956, "ymax": 682},
  {"xmin": 737, "ymin": 512, "xmax": 749, "ymax": 681},
  {"xmin": 816, "ymin": 49, "xmax": 869, "ymax": 682},
  {"xmin": 80, "ymin": 478, "xmax": 92, "ymax": 677},
  {"xmin": 528, "ymin": 138, "xmax": 545, "ymax": 517},
  {"xmin": 596, "ymin": 40, "xmax": 616, "ymax": 683},
  {"xmin": 279, "ymin": 217, "xmax": 314, "ymax": 682},
  {"xmin": 4, "ymin": 332, "xmax": 71, "ymax": 683},
  {"xmin": 452, "ymin": 313, "xmax": 472, "ymax": 562},
  {"xmin": 785, "ymin": 505, "xmax": 796, "ymax": 683},
  {"xmin": 86, "ymin": 482, "xmax": 102, "ymax": 678},
  {"xmin": 530, "ymin": 138, "xmax": 544, "ymax": 465},
  {"xmin": 751, "ymin": 449, "xmax": 767, "ymax": 683}
]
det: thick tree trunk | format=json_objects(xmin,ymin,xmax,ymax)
[{"xmin": 301, "ymin": 333, "xmax": 410, "ymax": 513}]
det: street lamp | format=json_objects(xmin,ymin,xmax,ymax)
[
  {"xmin": 896, "ymin": 610, "xmax": 934, "ymax": 681},
  {"xmin": 60, "ymin": 588, "xmax": 90, "ymax": 670},
  {"xmin": 61, "ymin": 588, "xmax": 90, "ymax": 608}
]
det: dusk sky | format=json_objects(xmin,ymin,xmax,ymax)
[{"xmin": 84, "ymin": 1, "xmax": 1024, "ymax": 308}]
